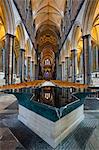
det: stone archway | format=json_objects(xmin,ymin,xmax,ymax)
[
  {"xmin": 14, "ymin": 24, "xmax": 25, "ymax": 83},
  {"xmin": 0, "ymin": 0, "xmax": 15, "ymax": 85},
  {"xmin": 83, "ymin": 0, "xmax": 99, "ymax": 35}
]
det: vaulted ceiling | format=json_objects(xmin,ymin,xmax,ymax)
[
  {"xmin": 31, "ymin": 0, "xmax": 66, "ymax": 32},
  {"xmin": 31, "ymin": 0, "xmax": 67, "ymax": 53},
  {"xmin": 30, "ymin": 0, "xmax": 67, "ymax": 78}
]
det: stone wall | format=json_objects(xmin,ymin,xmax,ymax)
[
  {"xmin": 60, "ymin": 0, "xmax": 84, "ymax": 50},
  {"xmin": 18, "ymin": 104, "xmax": 84, "ymax": 148},
  {"xmin": 13, "ymin": 0, "xmax": 84, "ymax": 50},
  {"xmin": 13, "ymin": 0, "xmax": 35, "ymax": 46}
]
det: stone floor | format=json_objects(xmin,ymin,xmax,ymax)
[
  {"xmin": 0, "ymin": 94, "xmax": 99, "ymax": 150},
  {"xmin": 84, "ymin": 98, "xmax": 99, "ymax": 110},
  {"xmin": 0, "ymin": 94, "xmax": 17, "ymax": 111}
]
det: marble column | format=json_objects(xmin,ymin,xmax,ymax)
[
  {"xmin": 31, "ymin": 60, "xmax": 35, "ymax": 80},
  {"xmin": 69, "ymin": 58, "xmax": 72, "ymax": 82},
  {"xmin": 27, "ymin": 56, "xmax": 31, "ymax": 81},
  {"xmin": 0, "ymin": 49, "xmax": 3, "ymax": 71},
  {"xmin": 35, "ymin": 64, "xmax": 39, "ymax": 80},
  {"xmin": 62, "ymin": 61, "xmax": 65, "ymax": 80},
  {"xmin": 16, "ymin": 56, "xmax": 20, "ymax": 77},
  {"xmin": 56, "ymin": 55, "xmax": 59, "ymax": 80},
  {"xmin": 65, "ymin": 56, "xmax": 69, "ymax": 81},
  {"xmin": 33, "ymin": 62, "xmax": 35, "ymax": 80},
  {"xmin": 5, "ymin": 33, "xmax": 15, "ymax": 85},
  {"xmin": 13, "ymin": 53, "xmax": 15, "ymax": 75},
  {"xmin": 2, "ymin": 48, "xmax": 5, "ymax": 73},
  {"xmin": 80, "ymin": 53, "xmax": 83, "ymax": 75},
  {"xmin": 30, "ymin": 59, "xmax": 34, "ymax": 80},
  {"xmin": 82, "ymin": 34, "xmax": 92, "ymax": 85},
  {"xmin": 96, "ymin": 46, "xmax": 99, "ymax": 71},
  {"xmin": 20, "ymin": 49, "xmax": 25, "ymax": 82},
  {"xmin": 56, "ymin": 55, "xmax": 62, "ymax": 80},
  {"xmin": 71, "ymin": 49, "xmax": 77, "ymax": 82},
  {"xmin": 31, "ymin": 60, "xmax": 33, "ymax": 80}
]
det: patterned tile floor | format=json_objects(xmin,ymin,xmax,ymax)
[
  {"xmin": 0, "ymin": 127, "xmax": 25, "ymax": 150},
  {"xmin": 0, "ymin": 95, "xmax": 99, "ymax": 150},
  {"xmin": 84, "ymin": 98, "xmax": 99, "ymax": 110}
]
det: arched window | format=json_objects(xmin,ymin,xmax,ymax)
[
  {"xmin": 0, "ymin": 17, "xmax": 5, "ymax": 72},
  {"xmin": 45, "ymin": 93, "xmax": 51, "ymax": 100},
  {"xmin": 44, "ymin": 59, "xmax": 51, "ymax": 65}
]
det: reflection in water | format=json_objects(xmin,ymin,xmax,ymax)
[
  {"xmin": 33, "ymin": 87, "xmax": 76, "ymax": 108},
  {"xmin": 44, "ymin": 93, "xmax": 51, "ymax": 99}
]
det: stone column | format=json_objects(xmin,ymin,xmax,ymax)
[
  {"xmin": 27, "ymin": 56, "xmax": 31, "ymax": 81},
  {"xmin": 24, "ymin": 58, "xmax": 27, "ymax": 80},
  {"xmin": 5, "ymin": 33, "xmax": 15, "ymax": 85},
  {"xmin": 30, "ymin": 59, "xmax": 34, "ymax": 80},
  {"xmin": 82, "ymin": 34, "xmax": 92, "ymax": 85},
  {"xmin": 31, "ymin": 60, "xmax": 33, "ymax": 80},
  {"xmin": 35, "ymin": 64, "xmax": 38, "ymax": 80},
  {"xmin": 96, "ymin": 46, "xmax": 99, "ymax": 71},
  {"xmin": 64, "ymin": 59, "xmax": 66, "ymax": 80},
  {"xmin": 80, "ymin": 53, "xmax": 83, "ymax": 74},
  {"xmin": 13, "ymin": 53, "xmax": 15, "ymax": 74},
  {"xmin": 71, "ymin": 49, "xmax": 77, "ymax": 82},
  {"xmin": 20, "ymin": 49, "xmax": 25, "ymax": 82},
  {"xmin": 62, "ymin": 61, "xmax": 65, "ymax": 80},
  {"xmin": 16, "ymin": 56, "xmax": 20, "ymax": 77},
  {"xmin": 56, "ymin": 55, "xmax": 62, "ymax": 80},
  {"xmin": 35, "ymin": 53, "xmax": 39, "ymax": 80},
  {"xmin": 0, "ymin": 49, "xmax": 3, "ymax": 72},
  {"xmin": 65, "ymin": 56, "xmax": 70, "ymax": 81},
  {"xmin": 31, "ymin": 60, "xmax": 35, "ymax": 80},
  {"xmin": 2, "ymin": 48, "xmax": 5, "ymax": 73},
  {"xmin": 33, "ymin": 62, "xmax": 35, "ymax": 80},
  {"xmin": 69, "ymin": 58, "xmax": 72, "ymax": 82},
  {"xmin": 56, "ymin": 55, "xmax": 59, "ymax": 80}
]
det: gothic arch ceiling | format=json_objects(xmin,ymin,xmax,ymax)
[
  {"xmin": 31, "ymin": 0, "xmax": 66, "ymax": 31},
  {"xmin": 36, "ymin": 28, "xmax": 59, "ymax": 52},
  {"xmin": 31, "ymin": 0, "xmax": 67, "ymax": 56}
]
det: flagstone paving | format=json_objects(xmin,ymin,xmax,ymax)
[{"xmin": 0, "ymin": 94, "xmax": 99, "ymax": 150}]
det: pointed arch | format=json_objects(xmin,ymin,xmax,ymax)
[
  {"xmin": 0, "ymin": 0, "xmax": 15, "ymax": 34},
  {"xmin": 25, "ymin": 39, "xmax": 31, "ymax": 57},
  {"xmin": 83, "ymin": 0, "xmax": 99, "ymax": 35},
  {"xmin": 15, "ymin": 23, "xmax": 25, "ymax": 49},
  {"xmin": 71, "ymin": 22, "xmax": 82, "ymax": 49},
  {"xmin": 65, "ymin": 39, "xmax": 72, "ymax": 56}
]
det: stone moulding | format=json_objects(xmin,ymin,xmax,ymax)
[{"xmin": 18, "ymin": 104, "xmax": 84, "ymax": 148}]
